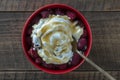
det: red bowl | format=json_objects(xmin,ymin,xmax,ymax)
[{"xmin": 22, "ymin": 4, "xmax": 92, "ymax": 74}]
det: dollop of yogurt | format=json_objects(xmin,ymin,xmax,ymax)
[{"xmin": 31, "ymin": 15, "xmax": 83, "ymax": 64}]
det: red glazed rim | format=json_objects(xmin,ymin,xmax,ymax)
[{"xmin": 22, "ymin": 4, "xmax": 92, "ymax": 74}]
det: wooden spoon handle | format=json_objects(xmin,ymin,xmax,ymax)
[{"xmin": 77, "ymin": 50, "xmax": 116, "ymax": 80}]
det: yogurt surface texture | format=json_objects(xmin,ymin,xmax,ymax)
[{"xmin": 31, "ymin": 15, "xmax": 83, "ymax": 64}]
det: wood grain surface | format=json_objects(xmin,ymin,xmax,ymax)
[
  {"xmin": 0, "ymin": 0, "xmax": 120, "ymax": 11},
  {"xmin": 0, "ymin": 71, "xmax": 119, "ymax": 80},
  {"xmin": 0, "ymin": 0, "xmax": 120, "ymax": 80}
]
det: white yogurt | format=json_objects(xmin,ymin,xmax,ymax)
[{"xmin": 31, "ymin": 15, "xmax": 83, "ymax": 64}]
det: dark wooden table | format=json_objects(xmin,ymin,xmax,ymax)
[{"xmin": 0, "ymin": 0, "xmax": 120, "ymax": 80}]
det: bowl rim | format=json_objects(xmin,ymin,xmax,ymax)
[{"xmin": 22, "ymin": 3, "xmax": 92, "ymax": 74}]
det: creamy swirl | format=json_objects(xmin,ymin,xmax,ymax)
[{"xmin": 31, "ymin": 15, "xmax": 83, "ymax": 64}]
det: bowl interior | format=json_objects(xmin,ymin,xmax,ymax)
[{"xmin": 22, "ymin": 4, "xmax": 92, "ymax": 74}]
